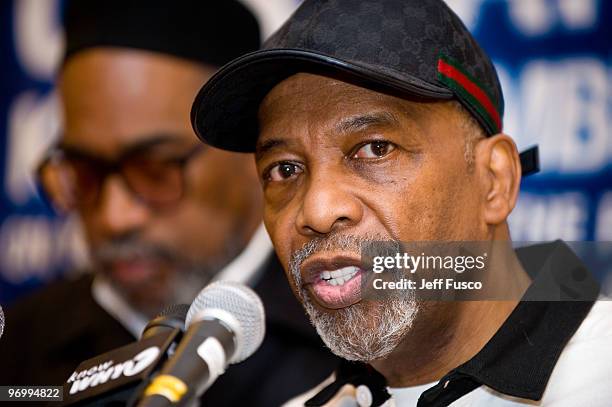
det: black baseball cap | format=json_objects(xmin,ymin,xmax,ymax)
[{"xmin": 191, "ymin": 0, "xmax": 539, "ymax": 174}]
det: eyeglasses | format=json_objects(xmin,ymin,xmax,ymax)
[{"xmin": 36, "ymin": 142, "xmax": 205, "ymax": 212}]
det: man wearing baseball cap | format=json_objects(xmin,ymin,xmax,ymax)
[{"xmin": 191, "ymin": 0, "xmax": 612, "ymax": 406}]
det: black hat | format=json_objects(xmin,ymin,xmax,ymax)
[
  {"xmin": 63, "ymin": 0, "xmax": 260, "ymax": 67},
  {"xmin": 191, "ymin": 0, "xmax": 539, "ymax": 175}
]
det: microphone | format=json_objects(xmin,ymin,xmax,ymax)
[
  {"xmin": 63, "ymin": 304, "xmax": 189, "ymax": 406},
  {"xmin": 142, "ymin": 303, "xmax": 190, "ymax": 339},
  {"xmin": 137, "ymin": 281, "xmax": 265, "ymax": 407}
]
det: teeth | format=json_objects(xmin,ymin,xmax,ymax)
[{"xmin": 320, "ymin": 266, "xmax": 359, "ymax": 286}]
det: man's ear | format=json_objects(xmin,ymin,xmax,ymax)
[{"xmin": 474, "ymin": 134, "xmax": 522, "ymax": 225}]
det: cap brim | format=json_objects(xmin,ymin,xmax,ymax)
[{"xmin": 191, "ymin": 48, "xmax": 453, "ymax": 153}]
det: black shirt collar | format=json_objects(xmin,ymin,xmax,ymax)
[{"xmin": 307, "ymin": 240, "xmax": 600, "ymax": 406}]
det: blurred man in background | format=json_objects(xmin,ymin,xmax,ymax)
[{"xmin": 0, "ymin": 1, "xmax": 337, "ymax": 405}]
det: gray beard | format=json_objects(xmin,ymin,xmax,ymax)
[
  {"xmin": 289, "ymin": 234, "xmax": 420, "ymax": 362},
  {"xmin": 301, "ymin": 294, "xmax": 419, "ymax": 362}
]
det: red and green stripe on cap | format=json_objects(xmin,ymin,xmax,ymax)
[{"xmin": 437, "ymin": 54, "xmax": 502, "ymax": 134}]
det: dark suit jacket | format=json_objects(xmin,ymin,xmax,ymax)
[{"xmin": 0, "ymin": 255, "xmax": 338, "ymax": 406}]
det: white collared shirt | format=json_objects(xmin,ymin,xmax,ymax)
[{"xmin": 284, "ymin": 299, "xmax": 612, "ymax": 407}]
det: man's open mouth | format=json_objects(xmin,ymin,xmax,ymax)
[{"xmin": 300, "ymin": 256, "xmax": 365, "ymax": 309}]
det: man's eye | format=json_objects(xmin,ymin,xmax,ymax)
[
  {"xmin": 266, "ymin": 163, "xmax": 303, "ymax": 181},
  {"xmin": 352, "ymin": 141, "xmax": 396, "ymax": 159}
]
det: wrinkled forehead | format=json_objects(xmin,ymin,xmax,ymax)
[{"xmin": 256, "ymin": 72, "xmax": 452, "ymax": 152}]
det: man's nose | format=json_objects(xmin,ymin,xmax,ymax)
[
  {"xmin": 94, "ymin": 175, "xmax": 151, "ymax": 237},
  {"xmin": 295, "ymin": 171, "xmax": 363, "ymax": 237}
]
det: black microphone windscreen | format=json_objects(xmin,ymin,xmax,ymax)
[
  {"xmin": 157, "ymin": 303, "xmax": 190, "ymax": 321},
  {"xmin": 142, "ymin": 304, "xmax": 190, "ymax": 339}
]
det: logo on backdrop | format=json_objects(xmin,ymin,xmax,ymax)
[{"xmin": 66, "ymin": 346, "xmax": 160, "ymax": 395}]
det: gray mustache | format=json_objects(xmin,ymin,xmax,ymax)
[{"xmin": 289, "ymin": 232, "xmax": 391, "ymax": 286}]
